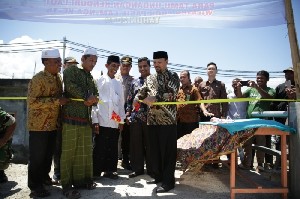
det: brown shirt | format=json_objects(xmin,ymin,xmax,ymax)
[
  {"xmin": 27, "ymin": 70, "xmax": 63, "ymax": 131},
  {"xmin": 177, "ymin": 85, "xmax": 202, "ymax": 123},
  {"xmin": 199, "ymin": 79, "xmax": 228, "ymax": 118}
]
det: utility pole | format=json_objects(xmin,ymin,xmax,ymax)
[
  {"xmin": 62, "ymin": 36, "xmax": 66, "ymax": 72},
  {"xmin": 285, "ymin": 0, "xmax": 300, "ymax": 198},
  {"xmin": 33, "ymin": 61, "xmax": 36, "ymax": 76}
]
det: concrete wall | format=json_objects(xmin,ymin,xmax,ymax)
[{"xmin": 0, "ymin": 79, "xmax": 30, "ymax": 164}]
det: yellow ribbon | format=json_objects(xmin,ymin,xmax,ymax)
[
  {"xmin": 0, "ymin": 97, "xmax": 299, "ymax": 105},
  {"xmin": 0, "ymin": 97, "xmax": 27, "ymax": 100},
  {"xmin": 70, "ymin": 98, "xmax": 103, "ymax": 104},
  {"xmin": 0, "ymin": 97, "xmax": 103, "ymax": 104},
  {"xmin": 139, "ymin": 98, "xmax": 300, "ymax": 105}
]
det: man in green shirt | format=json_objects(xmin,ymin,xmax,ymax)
[
  {"xmin": 61, "ymin": 48, "xmax": 99, "ymax": 198},
  {"xmin": 237, "ymin": 70, "xmax": 275, "ymax": 171}
]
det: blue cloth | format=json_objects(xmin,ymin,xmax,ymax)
[{"xmin": 200, "ymin": 118, "xmax": 296, "ymax": 135}]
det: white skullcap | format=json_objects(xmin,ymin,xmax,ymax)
[
  {"xmin": 83, "ymin": 48, "xmax": 97, "ymax": 56},
  {"xmin": 41, "ymin": 49, "xmax": 60, "ymax": 58}
]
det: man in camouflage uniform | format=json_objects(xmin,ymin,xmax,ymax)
[{"xmin": 0, "ymin": 107, "xmax": 16, "ymax": 183}]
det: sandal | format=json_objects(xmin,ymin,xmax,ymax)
[
  {"xmin": 29, "ymin": 189, "xmax": 50, "ymax": 198},
  {"xmin": 86, "ymin": 182, "xmax": 97, "ymax": 190},
  {"xmin": 63, "ymin": 189, "xmax": 81, "ymax": 199}
]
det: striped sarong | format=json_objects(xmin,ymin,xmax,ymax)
[{"xmin": 60, "ymin": 123, "xmax": 93, "ymax": 189}]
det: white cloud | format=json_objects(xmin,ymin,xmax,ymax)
[{"xmin": 0, "ymin": 36, "xmax": 66, "ymax": 79}]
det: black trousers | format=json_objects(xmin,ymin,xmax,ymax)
[
  {"xmin": 148, "ymin": 125, "xmax": 177, "ymax": 187},
  {"xmin": 177, "ymin": 122, "xmax": 198, "ymax": 140},
  {"xmin": 53, "ymin": 128, "xmax": 62, "ymax": 180},
  {"xmin": 93, "ymin": 126, "xmax": 119, "ymax": 175},
  {"xmin": 121, "ymin": 123, "xmax": 130, "ymax": 162},
  {"xmin": 129, "ymin": 122, "xmax": 152, "ymax": 174},
  {"xmin": 28, "ymin": 131, "xmax": 56, "ymax": 191}
]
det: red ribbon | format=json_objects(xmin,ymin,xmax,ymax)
[
  {"xmin": 111, "ymin": 111, "xmax": 121, "ymax": 123},
  {"xmin": 134, "ymin": 103, "xmax": 140, "ymax": 111}
]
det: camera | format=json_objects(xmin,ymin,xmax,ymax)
[{"xmin": 240, "ymin": 80, "xmax": 249, "ymax": 87}]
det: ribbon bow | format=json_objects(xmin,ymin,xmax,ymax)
[{"xmin": 111, "ymin": 111, "xmax": 121, "ymax": 123}]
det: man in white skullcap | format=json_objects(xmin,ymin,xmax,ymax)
[
  {"xmin": 60, "ymin": 48, "xmax": 99, "ymax": 198},
  {"xmin": 27, "ymin": 49, "xmax": 68, "ymax": 197}
]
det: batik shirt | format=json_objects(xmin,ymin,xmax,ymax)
[
  {"xmin": 176, "ymin": 84, "xmax": 202, "ymax": 123},
  {"xmin": 135, "ymin": 69, "xmax": 180, "ymax": 125},
  {"xmin": 63, "ymin": 65, "xmax": 98, "ymax": 125},
  {"xmin": 199, "ymin": 79, "xmax": 228, "ymax": 118},
  {"xmin": 126, "ymin": 76, "xmax": 148, "ymax": 123},
  {"xmin": 27, "ymin": 70, "xmax": 63, "ymax": 131}
]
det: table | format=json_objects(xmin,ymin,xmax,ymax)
[
  {"xmin": 176, "ymin": 119, "xmax": 295, "ymax": 199},
  {"xmin": 230, "ymin": 127, "xmax": 289, "ymax": 199}
]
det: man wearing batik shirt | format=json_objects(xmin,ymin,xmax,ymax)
[
  {"xmin": 92, "ymin": 55, "xmax": 126, "ymax": 180},
  {"xmin": 61, "ymin": 48, "xmax": 99, "ymax": 197},
  {"xmin": 199, "ymin": 62, "xmax": 228, "ymax": 121},
  {"xmin": 134, "ymin": 51, "xmax": 180, "ymax": 193},
  {"xmin": 126, "ymin": 57, "xmax": 152, "ymax": 178},
  {"xmin": 27, "ymin": 49, "xmax": 68, "ymax": 198},
  {"xmin": 177, "ymin": 70, "xmax": 209, "ymax": 139}
]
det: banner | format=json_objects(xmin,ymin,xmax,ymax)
[{"xmin": 0, "ymin": 0, "xmax": 286, "ymax": 28}]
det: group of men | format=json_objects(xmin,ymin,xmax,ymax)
[
  {"xmin": 176, "ymin": 63, "xmax": 296, "ymax": 171},
  {"xmin": 1, "ymin": 47, "xmax": 296, "ymax": 199},
  {"xmin": 25, "ymin": 48, "xmax": 181, "ymax": 198}
]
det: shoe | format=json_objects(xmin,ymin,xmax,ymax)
[
  {"xmin": 128, "ymin": 171, "xmax": 144, "ymax": 178},
  {"xmin": 121, "ymin": 161, "xmax": 132, "ymax": 170},
  {"xmin": 44, "ymin": 178, "xmax": 54, "ymax": 186},
  {"xmin": 63, "ymin": 189, "xmax": 81, "ymax": 199},
  {"xmin": 86, "ymin": 182, "xmax": 97, "ymax": 190},
  {"xmin": 257, "ymin": 165, "xmax": 265, "ymax": 172},
  {"xmin": 238, "ymin": 164, "xmax": 251, "ymax": 170},
  {"xmin": 0, "ymin": 173, "xmax": 8, "ymax": 183},
  {"xmin": 30, "ymin": 189, "xmax": 51, "ymax": 198},
  {"xmin": 156, "ymin": 185, "xmax": 174, "ymax": 193},
  {"xmin": 52, "ymin": 179, "xmax": 61, "ymax": 185},
  {"xmin": 103, "ymin": 172, "xmax": 118, "ymax": 180},
  {"xmin": 146, "ymin": 179, "xmax": 161, "ymax": 184}
]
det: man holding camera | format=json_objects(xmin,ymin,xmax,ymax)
[{"xmin": 236, "ymin": 70, "xmax": 275, "ymax": 171}]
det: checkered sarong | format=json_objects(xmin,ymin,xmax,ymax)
[{"xmin": 60, "ymin": 123, "xmax": 93, "ymax": 189}]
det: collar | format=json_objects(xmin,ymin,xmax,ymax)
[
  {"xmin": 205, "ymin": 79, "xmax": 217, "ymax": 85},
  {"xmin": 43, "ymin": 69, "xmax": 57, "ymax": 78},
  {"xmin": 181, "ymin": 84, "xmax": 192, "ymax": 90}
]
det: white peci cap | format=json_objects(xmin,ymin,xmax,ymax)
[
  {"xmin": 41, "ymin": 49, "xmax": 61, "ymax": 58},
  {"xmin": 83, "ymin": 48, "xmax": 98, "ymax": 56}
]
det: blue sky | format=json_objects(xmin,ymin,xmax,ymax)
[{"xmin": 0, "ymin": 0, "xmax": 299, "ymax": 91}]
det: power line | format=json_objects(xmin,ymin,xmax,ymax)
[{"xmin": 0, "ymin": 39, "xmax": 287, "ymax": 78}]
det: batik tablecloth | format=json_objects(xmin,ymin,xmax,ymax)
[
  {"xmin": 177, "ymin": 118, "xmax": 295, "ymax": 171},
  {"xmin": 177, "ymin": 124, "xmax": 257, "ymax": 171}
]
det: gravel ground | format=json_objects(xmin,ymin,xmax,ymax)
[{"xmin": 0, "ymin": 158, "xmax": 285, "ymax": 199}]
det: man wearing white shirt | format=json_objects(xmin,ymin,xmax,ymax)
[
  {"xmin": 227, "ymin": 78, "xmax": 247, "ymax": 120},
  {"xmin": 92, "ymin": 55, "xmax": 126, "ymax": 179},
  {"xmin": 227, "ymin": 78, "xmax": 248, "ymax": 163}
]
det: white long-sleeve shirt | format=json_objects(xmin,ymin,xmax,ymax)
[{"xmin": 92, "ymin": 74, "xmax": 126, "ymax": 128}]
